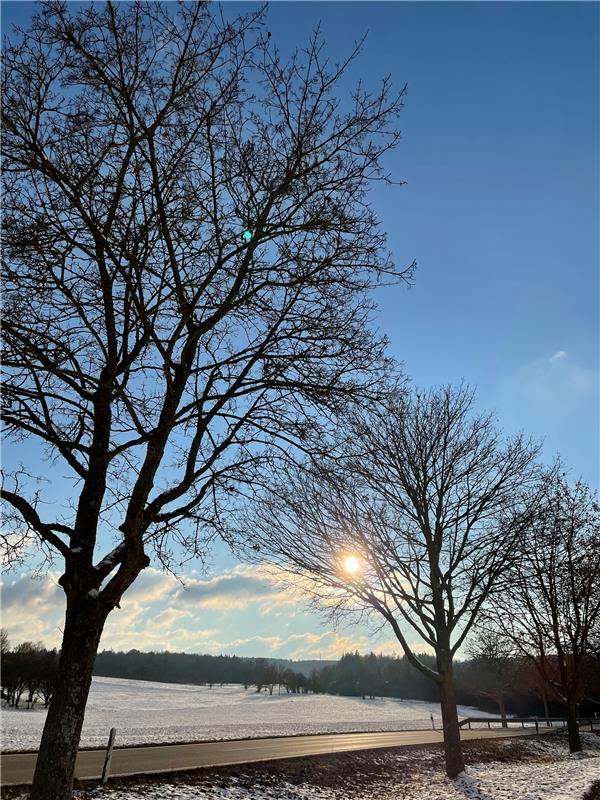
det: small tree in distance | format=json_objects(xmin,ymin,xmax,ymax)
[
  {"xmin": 246, "ymin": 385, "xmax": 540, "ymax": 778},
  {"xmin": 38, "ymin": 648, "xmax": 59, "ymax": 708},
  {"xmin": 0, "ymin": 639, "xmax": 58, "ymax": 709},
  {"xmin": 512, "ymin": 656, "xmax": 556, "ymax": 721},
  {"xmin": 1, "ymin": 3, "xmax": 414, "ymax": 798},
  {"xmin": 463, "ymin": 629, "xmax": 515, "ymax": 727}
]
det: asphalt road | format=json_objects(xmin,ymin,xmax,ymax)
[{"xmin": 1, "ymin": 727, "xmax": 549, "ymax": 786}]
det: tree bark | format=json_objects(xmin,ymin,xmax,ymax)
[
  {"xmin": 565, "ymin": 696, "xmax": 582, "ymax": 753},
  {"xmin": 438, "ymin": 661, "xmax": 465, "ymax": 778},
  {"xmin": 30, "ymin": 594, "xmax": 108, "ymax": 800}
]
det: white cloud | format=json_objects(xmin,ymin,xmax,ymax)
[
  {"xmin": 121, "ymin": 568, "xmax": 177, "ymax": 604},
  {"xmin": 183, "ymin": 630, "xmax": 387, "ymax": 660},
  {"xmin": 1, "ymin": 572, "xmax": 65, "ymax": 647},
  {"xmin": 0, "ymin": 565, "xmax": 312, "ymax": 653},
  {"xmin": 152, "ymin": 608, "xmax": 192, "ymax": 629},
  {"xmin": 0, "ymin": 566, "xmax": 434, "ymax": 661},
  {"xmin": 498, "ymin": 351, "xmax": 597, "ymax": 429},
  {"xmin": 549, "ymin": 350, "xmax": 568, "ymax": 362},
  {"xmin": 175, "ymin": 564, "xmax": 303, "ymax": 611},
  {"xmin": 374, "ymin": 637, "xmax": 434, "ymax": 657},
  {"xmin": 287, "ymin": 632, "xmax": 371, "ymax": 660}
]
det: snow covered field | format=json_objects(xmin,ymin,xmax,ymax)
[{"xmin": 2, "ymin": 675, "xmax": 498, "ymax": 751}]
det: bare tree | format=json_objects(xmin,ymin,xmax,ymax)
[
  {"xmin": 482, "ymin": 471, "xmax": 600, "ymax": 752},
  {"xmin": 1, "ymin": 641, "xmax": 44, "ymax": 708},
  {"xmin": 2, "ymin": 655, "xmax": 27, "ymax": 709},
  {"xmin": 0, "ymin": 3, "xmax": 414, "ymax": 797},
  {"xmin": 0, "ymin": 640, "xmax": 59, "ymax": 708},
  {"xmin": 0, "ymin": 628, "xmax": 9, "ymax": 657},
  {"xmin": 261, "ymin": 663, "xmax": 278, "ymax": 695},
  {"xmin": 38, "ymin": 649, "xmax": 60, "ymax": 708},
  {"xmin": 464, "ymin": 629, "xmax": 515, "ymax": 726},
  {"xmin": 246, "ymin": 385, "xmax": 539, "ymax": 777},
  {"xmin": 511, "ymin": 656, "xmax": 556, "ymax": 721}
]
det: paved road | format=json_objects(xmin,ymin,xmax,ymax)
[{"xmin": 1, "ymin": 727, "xmax": 550, "ymax": 786}]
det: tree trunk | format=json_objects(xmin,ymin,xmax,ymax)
[
  {"xmin": 565, "ymin": 696, "xmax": 582, "ymax": 753},
  {"xmin": 542, "ymin": 691, "xmax": 550, "ymax": 724},
  {"xmin": 497, "ymin": 693, "xmax": 508, "ymax": 728},
  {"xmin": 438, "ymin": 661, "xmax": 465, "ymax": 778},
  {"xmin": 30, "ymin": 595, "xmax": 108, "ymax": 800}
]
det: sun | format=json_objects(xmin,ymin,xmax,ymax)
[{"xmin": 343, "ymin": 555, "xmax": 361, "ymax": 574}]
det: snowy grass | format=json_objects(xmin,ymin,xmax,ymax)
[
  {"xmin": 1, "ymin": 675, "xmax": 499, "ymax": 751},
  {"xmin": 85, "ymin": 760, "xmax": 598, "ymax": 800}
]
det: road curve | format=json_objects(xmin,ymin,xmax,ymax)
[{"xmin": 1, "ymin": 727, "xmax": 549, "ymax": 786}]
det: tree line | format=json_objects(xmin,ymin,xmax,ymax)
[
  {"xmin": 92, "ymin": 647, "xmax": 439, "ymax": 699},
  {"xmin": 0, "ymin": 634, "xmax": 59, "ymax": 709},
  {"xmin": 311, "ymin": 650, "xmax": 600, "ymax": 718},
  {"xmin": 93, "ymin": 649, "xmax": 314, "ymax": 694},
  {"xmin": 5, "ymin": 638, "xmax": 598, "ymax": 721}
]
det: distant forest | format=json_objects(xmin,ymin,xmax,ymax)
[
  {"xmin": 94, "ymin": 649, "xmax": 323, "ymax": 693},
  {"xmin": 4, "ymin": 638, "xmax": 598, "ymax": 718},
  {"xmin": 93, "ymin": 647, "xmax": 441, "ymax": 700},
  {"xmin": 93, "ymin": 648, "xmax": 600, "ymax": 718}
]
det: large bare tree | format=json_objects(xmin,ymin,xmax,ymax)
[
  {"xmin": 481, "ymin": 471, "xmax": 600, "ymax": 752},
  {"xmin": 0, "ymin": 3, "xmax": 414, "ymax": 797},
  {"xmin": 246, "ymin": 385, "xmax": 539, "ymax": 777}
]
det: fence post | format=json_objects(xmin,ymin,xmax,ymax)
[
  {"xmin": 535, "ymin": 717, "xmax": 539, "ymax": 733},
  {"xmin": 430, "ymin": 713, "xmax": 435, "ymax": 730},
  {"xmin": 102, "ymin": 727, "xmax": 116, "ymax": 784}
]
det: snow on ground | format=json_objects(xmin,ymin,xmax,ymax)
[
  {"xmin": 454, "ymin": 758, "xmax": 599, "ymax": 800},
  {"xmin": 5, "ymin": 732, "xmax": 597, "ymax": 800},
  {"xmin": 77, "ymin": 758, "xmax": 600, "ymax": 800},
  {"xmin": 1, "ymin": 675, "xmax": 499, "ymax": 751}
]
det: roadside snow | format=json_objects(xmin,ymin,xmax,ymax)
[
  {"xmin": 80, "ymin": 759, "xmax": 599, "ymax": 799},
  {"xmin": 3, "ymin": 732, "xmax": 598, "ymax": 800},
  {"xmin": 70, "ymin": 734, "xmax": 600, "ymax": 799},
  {"xmin": 455, "ymin": 758, "xmax": 599, "ymax": 799},
  {"xmin": 1, "ymin": 676, "xmax": 499, "ymax": 751}
]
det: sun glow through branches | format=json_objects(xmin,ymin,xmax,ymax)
[{"xmin": 343, "ymin": 555, "xmax": 361, "ymax": 575}]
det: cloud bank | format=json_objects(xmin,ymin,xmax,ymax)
[{"xmin": 1, "ymin": 565, "xmax": 408, "ymax": 660}]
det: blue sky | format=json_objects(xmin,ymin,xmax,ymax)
[{"xmin": 2, "ymin": 2, "xmax": 598, "ymax": 659}]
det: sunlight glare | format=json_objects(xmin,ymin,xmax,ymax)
[{"xmin": 343, "ymin": 555, "xmax": 360, "ymax": 574}]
